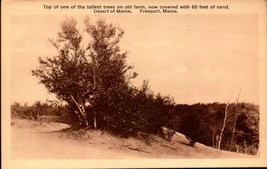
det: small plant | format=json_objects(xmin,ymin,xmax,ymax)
[
  {"xmin": 158, "ymin": 127, "xmax": 175, "ymax": 141},
  {"xmin": 186, "ymin": 136, "xmax": 196, "ymax": 147}
]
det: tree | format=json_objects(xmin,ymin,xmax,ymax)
[
  {"xmin": 235, "ymin": 103, "xmax": 259, "ymax": 154},
  {"xmin": 33, "ymin": 18, "xmax": 91, "ymax": 127},
  {"xmin": 176, "ymin": 103, "xmax": 209, "ymax": 146},
  {"xmin": 32, "ymin": 17, "xmax": 136, "ymax": 129},
  {"xmin": 84, "ymin": 17, "xmax": 136, "ymax": 129},
  {"xmin": 229, "ymin": 88, "xmax": 241, "ymax": 151},
  {"xmin": 217, "ymin": 102, "xmax": 229, "ymax": 150}
]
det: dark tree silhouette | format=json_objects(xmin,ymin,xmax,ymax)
[{"xmin": 32, "ymin": 17, "xmax": 136, "ymax": 129}]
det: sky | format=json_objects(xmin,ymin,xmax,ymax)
[{"xmin": 10, "ymin": 14, "xmax": 259, "ymax": 105}]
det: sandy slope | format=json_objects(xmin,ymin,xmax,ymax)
[{"xmin": 11, "ymin": 119, "xmax": 254, "ymax": 159}]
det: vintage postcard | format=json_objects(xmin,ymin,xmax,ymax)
[{"xmin": 2, "ymin": 0, "xmax": 267, "ymax": 168}]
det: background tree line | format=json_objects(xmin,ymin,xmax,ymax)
[
  {"xmin": 168, "ymin": 102, "xmax": 259, "ymax": 155},
  {"xmin": 11, "ymin": 101, "xmax": 259, "ymax": 155},
  {"xmin": 11, "ymin": 16, "xmax": 259, "ymax": 155},
  {"xmin": 11, "ymin": 101, "xmax": 71, "ymax": 123}
]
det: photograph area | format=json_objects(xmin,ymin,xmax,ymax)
[{"xmin": 10, "ymin": 14, "xmax": 259, "ymax": 159}]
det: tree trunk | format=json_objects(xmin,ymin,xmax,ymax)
[
  {"xmin": 93, "ymin": 112, "xmax": 97, "ymax": 129},
  {"xmin": 74, "ymin": 110, "xmax": 82, "ymax": 125},
  {"xmin": 80, "ymin": 103, "xmax": 89, "ymax": 126},
  {"xmin": 229, "ymin": 88, "xmax": 241, "ymax": 151},
  {"xmin": 37, "ymin": 108, "xmax": 40, "ymax": 121},
  {"xmin": 92, "ymin": 54, "xmax": 97, "ymax": 129},
  {"xmin": 216, "ymin": 135, "xmax": 219, "ymax": 149},
  {"xmin": 244, "ymin": 140, "xmax": 248, "ymax": 154},
  {"xmin": 235, "ymin": 144, "xmax": 239, "ymax": 153},
  {"xmin": 29, "ymin": 111, "xmax": 33, "ymax": 121},
  {"xmin": 229, "ymin": 117, "xmax": 237, "ymax": 151},
  {"xmin": 70, "ymin": 94, "xmax": 89, "ymax": 126},
  {"xmin": 212, "ymin": 130, "xmax": 215, "ymax": 148},
  {"xmin": 218, "ymin": 103, "xmax": 229, "ymax": 150}
]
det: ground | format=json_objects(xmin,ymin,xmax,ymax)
[{"xmin": 11, "ymin": 118, "xmax": 254, "ymax": 159}]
